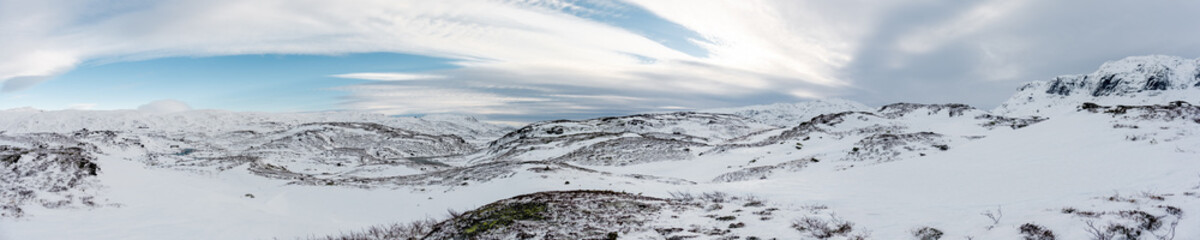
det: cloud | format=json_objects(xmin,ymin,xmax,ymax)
[
  {"xmin": 4, "ymin": 0, "xmax": 1199, "ymax": 120},
  {"xmin": 0, "ymin": 0, "xmax": 854, "ymax": 117},
  {"xmin": 138, "ymin": 99, "xmax": 192, "ymax": 113},
  {"xmin": 335, "ymin": 84, "xmax": 552, "ymax": 115},
  {"xmin": 331, "ymin": 73, "xmax": 445, "ymax": 81},
  {"xmin": 893, "ymin": 0, "xmax": 1029, "ymax": 55},
  {"xmin": 2, "ymin": 75, "xmax": 54, "ymax": 93}
]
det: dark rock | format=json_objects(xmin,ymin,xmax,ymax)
[
  {"xmin": 1045, "ymin": 77, "xmax": 1074, "ymax": 96},
  {"xmin": 1142, "ymin": 68, "xmax": 1172, "ymax": 91},
  {"xmin": 1092, "ymin": 74, "xmax": 1122, "ymax": 97}
]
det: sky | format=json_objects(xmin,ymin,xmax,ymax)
[{"xmin": 2, "ymin": 0, "xmax": 1200, "ymax": 123}]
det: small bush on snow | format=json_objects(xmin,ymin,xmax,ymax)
[
  {"xmin": 792, "ymin": 215, "xmax": 855, "ymax": 239},
  {"xmin": 911, "ymin": 226, "xmax": 943, "ymax": 240},
  {"xmin": 310, "ymin": 218, "xmax": 437, "ymax": 240},
  {"xmin": 1018, "ymin": 223, "xmax": 1055, "ymax": 240}
]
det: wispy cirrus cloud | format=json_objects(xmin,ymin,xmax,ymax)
[
  {"xmin": 335, "ymin": 84, "xmax": 552, "ymax": 115},
  {"xmin": 331, "ymin": 73, "xmax": 446, "ymax": 81}
]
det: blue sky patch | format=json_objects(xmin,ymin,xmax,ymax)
[{"xmin": 0, "ymin": 53, "xmax": 460, "ymax": 111}]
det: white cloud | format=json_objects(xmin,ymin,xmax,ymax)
[
  {"xmin": 0, "ymin": 0, "xmax": 862, "ymax": 116},
  {"xmin": 335, "ymin": 85, "xmax": 551, "ymax": 115},
  {"xmin": 627, "ymin": 0, "xmax": 894, "ymax": 87},
  {"xmin": 2, "ymin": 75, "xmax": 55, "ymax": 93},
  {"xmin": 895, "ymin": 0, "xmax": 1028, "ymax": 55},
  {"xmin": 656, "ymin": 106, "xmax": 690, "ymax": 110},
  {"xmin": 787, "ymin": 89, "xmax": 822, "ymax": 99},
  {"xmin": 331, "ymin": 73, "xmax": 445, "ymax": 81},
  {"xmin": 545, "ymin": 94, "xmax": 648, "ymax": 102},
  {"xmin": 137, "ymin": 99, "xmax": 192, "ymax": 113}
]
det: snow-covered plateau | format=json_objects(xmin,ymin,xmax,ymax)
[{"xmin": 2, "ymin": 55, "xmax": 1199, "ymax": 239}]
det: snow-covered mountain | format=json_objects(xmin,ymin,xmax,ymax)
[
  {"xmin": 2, "ymin": 55, "xmax": 1199, "ymax": 239},
  {"xmin": 995, "ymin": 55, "xmax": 1200, "ymax": 116}
]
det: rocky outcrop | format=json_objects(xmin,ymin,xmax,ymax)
[
  {"xmin": 842, "ymin": 132, "xmax": 950, "ymax": 163},
  {"xmin": 1079, "ymin": 101, "xmax": 1200, "ymax": 123},
  {"xmin": 0, "ymin": 136, "xmax": 107, "ymax": 218},
  {"xmin": 878, "ymin": 103, "xmax": 976, "ymax": 118}
]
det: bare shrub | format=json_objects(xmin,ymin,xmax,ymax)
[
  {"xmin": 1104, "ymin": 192, "xmax": 1137, "ymax": 203},
  {"xmin": 1073, "ymin": 205, "xmax": 1181, "ymax": 240},
  {"xmin": 1151, "ymin": 220, "xmax": 1178, "ymax": 240},
  {"xmin": 792, "ymin": 215, "xmax": 855, "ymax": 239},
  {"xmin": 1018, "ymin": 223, "xmax": 1055, "ymax": 240},
  {"xmin": 728, "ymin": 222, "xmax": 746, "ymax": 228},
  {"xmin": 742, "ymin": 196, "xmax": 765, "ymax": 207},
  {"xmin": 700, "ymin": 192, "xmax": 730, "ymax": 203},
  {"xmin": 1156, "ymin": 205, "xmax": 1182, "ymax": 217},
  {"xmin": 1139, "ymin": 191, "xmax": 1166, "ymax": 201},
  {"xmin": 1118, "ymin": 210, "xmax": 1162, "ymax": 231},
  {"xmin": 310, "ymin": 218, "xmax": 437, "ymax": 240},
  {"xmin": 1106, "ymin": 224, "xmax": 1141, "ymax": 240},
  {"xmin": 911, "ymin": 226, "xmax": 944, "ymax": 240},
  {"xmin": 981, "ymin": 206, "xmax": 1002, "ymax": 230},
  {"xmin": 670, "ymin": 191, "xmax": 737, "ymax": 204},
  {"xmin": 1084, "ymin": 221, "xmax": 1114, "ymax": 240}
]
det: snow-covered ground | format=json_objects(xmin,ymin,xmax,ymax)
[{"xmin": 2, "ymin": 55, "xmax": 1199, "ymax": 239}]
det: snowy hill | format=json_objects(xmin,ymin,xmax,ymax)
[
  {"xmin": 0, "ymin": 109, "xmax": 510, "ymax": 145},
  {"xmin": 705, "ymin": 98, "xmax": 873, "ymax": 127},
  {"xmin": 2, "ymin": 55, "xmax": 1199, "ymax": 239},
  {"xmin": 474, "ymin": 112, "xmax": 777, "ymax": 165}
]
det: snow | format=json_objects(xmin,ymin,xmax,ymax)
[
  {"xmin": 2, "ymin": 56, "xmax": 1199, "ymax": 239},
  {"xmin": 9, "ymin": 105, "xmax": 1195, "ymax": 239}
]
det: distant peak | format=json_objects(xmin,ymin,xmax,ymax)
[
  {"xmin": 1039, "ymin": 55, "xmax": 1200, "ymax": 97},
  {"xmin": 2, "ymin": 107, "xmax": 43, "ymax": 112},
  {"xmin": 994, "ymin": 55, "xmax": 1200, "ymax": 116},
  {"xmin": 1099, "ymin": 55, "xmax": 1194, "ymax": 69},
  {"xmin": 419, "ymin": 113, "xmax": 480, "ymax": 122},
  {"xmin": 1091, "ymin": 55, "xmax": 1197, "ymax": 77}
]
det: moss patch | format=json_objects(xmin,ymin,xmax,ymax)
[{"xmin": 461, "ymin": 202, "xmax": 548, "ymax": 236}]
